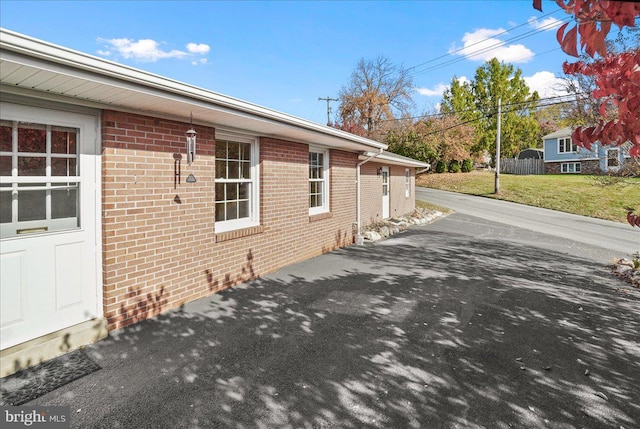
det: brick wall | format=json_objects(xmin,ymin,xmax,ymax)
[
  {"xmin": 388, "ymin": 165, "xmax": 416, "ymax": 218},
  {"xmin": 581, "ymin": 160, "xmax": 601, "ymax": 175},
  {"xmin": 544, "ymin": 162, "xmax": 561, "ymax": 174},
  {"xmin": 101, "ymin": 111, "xmax": 360, "ymax": 331},
  {"xmin": 359, "ymin": 162, "xmax": 417, "ymax": 226},
  {"xmin": 360, "ymin": 163, "xmax": 383, "ymax": 225}
]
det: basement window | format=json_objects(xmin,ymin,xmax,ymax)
[{"xmin": 561, "ymin": 162, "xmax": 581, "ymax": 173}]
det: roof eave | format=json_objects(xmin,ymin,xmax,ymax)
[{"xmin": 0, "ymin": 28, "xmax": 386, "ymax": 153}]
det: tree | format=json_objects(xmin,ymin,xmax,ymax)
[
  {"xmin": 533, "ymin": 0, "xmax": 640, "ymax": 155},
  {"xmin": 533, "ymin": 103, "xmax": 571, "ymax": 140},
  {"xmin": 429, "ymin": 114, "xmax": 476, "ymax": 165},
  {"xmin": 559, "ymin": 25, "xmax": 639, "ymax": 130},
  {"xmin": 337, "ymin": 56, "xmax": 414, "ymax": 141},
  {"xmin": 384, "ymin": 113, "xmax": 476, "ymax": 168},
  {"xmin": 385, "ymin": 125, "xmax": 438, "ymax": 164},
  {"xmin": 441, "ymin": 58, "xmax": 540, "ymax": 160}
]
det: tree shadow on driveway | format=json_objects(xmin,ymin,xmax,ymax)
[{"xmin": 32, "ymin": 223, "xmax": 640, "ymax": 429}]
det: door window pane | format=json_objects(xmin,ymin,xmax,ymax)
[
  {"xmin": 52, "ymin": 187, "xmax": 78, "ymax": 220},
  {"xmin": 52, "ymin": 158, "xmax": 77, "ymax": 176},
  {"xmin": 0, "ymin": 156, "xmax": 11, "ymax": 176},
  {"xmin": 18, "ymin": 125, "xmax": 46, "ymax": 153},
  {"xmin": 0, "ymin": 189, "xmax": 11, "ymax": 223},
  {"xmin": 0, "ymin": 123, "xmax": 12, "ymax": 152},
  {"xmin": 51, "ymin": 128, "xmax": 77, "ymax": 154},
  {"xmin": 18, "ymin": 157, "xmax": 46, "ymax": 176},
  {"xmin": 18, "ymin": 188, "xmax": 46, "ymax": 221}
]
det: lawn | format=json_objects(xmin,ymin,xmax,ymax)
[{"xmin": 416, "ymin": 170, "xmax": 640, "ymax": 224}]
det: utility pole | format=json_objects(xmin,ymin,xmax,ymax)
[
  {"xmin": 495, "ymin": 97, "xmax": 501, "ymax": 194},
  {"xmin": 318, "ymin": 96, "xmax": 338, "ymax": 126}
]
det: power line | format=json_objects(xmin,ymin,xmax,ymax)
[
  {"xmin": 380, "ymin": 92, "xmax": 588, "ymax": 123},
  {"xmin": 391, "ymin": 97, "xmax": 590, "ymax": 138},
  {"xmin": 408, "ymin": 15, "xmax": 571, "ymax": 77},
  {"xmin": 405, "ymin": 8, "xmax": 565, "ymax": 75}
]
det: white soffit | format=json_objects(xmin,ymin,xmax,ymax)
[
  {"xmin": 359, "ymin": 152, "xmax": 429, "ymax": 168},
  {"xmin": 0, "ymin": 28, "xmax": 386, "ymax": 153}
]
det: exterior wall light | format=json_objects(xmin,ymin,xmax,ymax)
[{"xmin": 186, "ymin": 113, "xmax": 197, "ymax": 165}]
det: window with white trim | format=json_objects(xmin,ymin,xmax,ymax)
[
  {"xmin": 561, "ymin": 162, "xmax": 581, "ymax": 173},
  {"xmin": 405, "ymin": 169, "xmax": 410, "ymax": 197},
  {"xmin": 1, "ymin": 120, "xmax": 80, "ymax": 238},
  {"xmin": 215, "ymin": 134, "xmax": 259, "ymax": 232},
  {"xmin": 309, "ymin": 148, "xmax": 329, "ymax": 215},
  {"xmin": 606, "ymin": 148, "xmax": 619, "ymax": 168},
  {"xmin": 558, "ymin": 137, "xmax": 577, "ymax": 153}
]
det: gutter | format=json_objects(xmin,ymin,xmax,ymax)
[{"xmin": 355, "ymin": 149, "xmax": 383, "ymax": 245}]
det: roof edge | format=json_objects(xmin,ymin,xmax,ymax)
[{"xmin": 0, "ymin": 28, "xmax": 386, "ymax": 151}]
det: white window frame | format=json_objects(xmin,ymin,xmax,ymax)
[
  {"xmin": 214, "ymin": 132, "xmax": 260, "ymax": 233},
  {"xmin": 309, "ymin": 146, "xmax": 329, "ymax": 216},
  {"xmin": 558, "ymin": 137, "xmax": 577, "ymax": 154},
  {"xmin": 405, "ymin": 168, "xmax": 410, "ymax": 198},
  {"xmin": 561, "ymin": 162, "xmax": 581, "ymax": 173}
]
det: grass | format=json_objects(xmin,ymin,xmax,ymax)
[
  {"xmin": 416, "ymin": 199, "xmax": 453, "ymax": 215},
  {"xmin": 416, "ymin": 170, "xmax": 640, "ymax": 224}
]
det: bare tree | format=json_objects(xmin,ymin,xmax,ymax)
[{"xmin": 337, "ymin": 56, "xmax": 414, "ymax": 141}]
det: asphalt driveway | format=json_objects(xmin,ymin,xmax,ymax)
[{"xmin": 18, "ymin": 214, "xmax": 640, "ymax": 428}]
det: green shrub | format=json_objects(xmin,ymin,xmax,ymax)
[
  {"xmin": 462, "ymin": 158, "xmax": 473, "ymax": 173},
  {"xmin": 449, "ymin": 160, "xmax": 461, "ymax": 173},
  {"xmin": 435, "ymin": 160, "xmax": 447, "ymax": 173}
]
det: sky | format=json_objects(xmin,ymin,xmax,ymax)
[{"xmin": 0, "ymin": 0, "xmax": 576, "ymax": 125}]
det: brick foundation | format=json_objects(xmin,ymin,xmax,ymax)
[{"xmin": 545, "ymin": 160, "xmax": 601, "ymax": 175}]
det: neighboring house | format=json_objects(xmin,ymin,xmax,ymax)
[
  {"xmin": 0, "ymin": 29, "xmax": 427, "ymax": 376},
  {"xmin": 542, "ymin": 127, "xmax": 631, "ymax": 174}
]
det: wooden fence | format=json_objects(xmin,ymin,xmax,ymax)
[{"xmin": 500, "ymin": 158, "xmax": 544, "ymax": 175}]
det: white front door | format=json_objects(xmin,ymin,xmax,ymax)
[
  {"xmin": 0, "ymin": 103, "xmax": 101, "ymax": 350},
  {"xmin": 381, "ymin": 166, "xmax": 390, "ymax": 219}
]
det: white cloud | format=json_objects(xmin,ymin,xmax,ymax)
[
  {"xmin": 523, "ymin": 71, "xmax": 569, "ymax": 98},
  {"xmin": 528, "ymin": 16, "xmax": 563, "ymax": 31},
  {"xmin": 416, "ymin": 76, "xmax": 470, "ymax": 98},
  {"xmin": 186, "ymin": 43, "xmax": 210, "ymax": 54},
  {"xmin": 450, "ymin": 28, "xmax": 534, "ymax": 63},
  {"xmin": 97, "ymin": 38, "xmax": 209, "ymax": 65},
  {"xmin": 416, "ymin": 83, "xmax": 448, "ymax": 97},
  {"xmin": 97, "ymin": 38, "xmax": 187, "ymax": 61}
]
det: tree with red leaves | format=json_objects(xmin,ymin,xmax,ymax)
[
  {"xmin": 533, "ymin": 0, "xmax": 639, "ymax": 156},
  {"xmin": 534, "ymin": 1, "xmax": 640, "ymax": 228}
]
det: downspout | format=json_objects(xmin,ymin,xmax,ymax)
[{"xmin": 355, "ymin": 148, "xmax": 383, "ymax": 245}]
